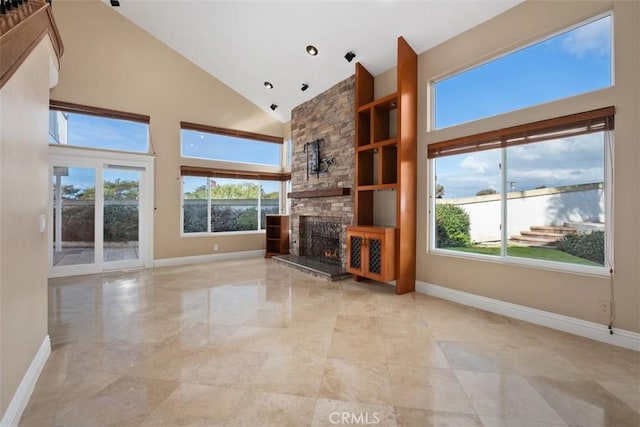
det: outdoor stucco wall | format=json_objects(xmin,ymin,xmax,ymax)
[{"xmin": 50, "ymin": 0, "xmax": 285, "ymax": 261}]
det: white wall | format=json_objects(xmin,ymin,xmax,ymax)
[
  {"xmin": 0, "ymin": 38, "xmax": 53, "ymax": 419},
  {"xmin": 439, "ymin": 184, "xmax": 605, "ymax": 242}
]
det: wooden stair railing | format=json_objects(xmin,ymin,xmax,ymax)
[{"xmin": 0, "ymin": 0, "xmax": 63, "ymax": 90}]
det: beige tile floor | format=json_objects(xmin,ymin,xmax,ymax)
[{"xmin": 20, "ymin": 258, "xmax": 640, "ymax": 426}]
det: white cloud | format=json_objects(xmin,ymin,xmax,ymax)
[
  {"xmin": 460, "ymin": 154, "xmax": 491, "ymax": 173},
  {"xmin": 561, "ymin": 16, "xmax": 610, "ymax": 58}
]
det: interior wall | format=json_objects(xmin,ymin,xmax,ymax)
[
  {"xmin": 0, "ymin": 38, "xmax": 51, "ymax": 417},
  {"xmin": 414, "ymin": 1, "xmax": 639, "ymax": 332},
  {"xmin": 49, "ymin": 0, "xmax": 284, "ymax": 261}
]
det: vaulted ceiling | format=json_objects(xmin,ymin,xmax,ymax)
[{"xmin": 109, "ymin": 0, "xmax": 524, "ymax": 123}]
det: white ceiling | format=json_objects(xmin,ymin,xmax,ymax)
[{"xmin": 110, "ymin": 0, "xmax": 524, "ymax": 123}]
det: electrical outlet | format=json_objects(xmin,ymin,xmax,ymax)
[
  {"xmin": 598, "ymin": 300, "xmax": 611, "ymax": 316},
  {"xmin": 213, "ymin": 244, "xmax": 219, "ymax": 251}
]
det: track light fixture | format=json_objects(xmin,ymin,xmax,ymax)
[
  {"xmin": 110, "ymin": 0, "xmax": 120, "ymax": 6},
  {"xmin": 270, "ymin": 104, "xmax": 278, "ymax": 111},
  {"xmin": 264, "ymin": 81, "xmax": 274, "ymax": 89},
  {"xmin": 306, "ymin": 45, "xmax": 318, "ymax": 56},
  {"xmin": 344, "ymin": 51, "xmax": 356, "ymax": 62},
  {"xmin": 301, "ymin": 83, "xmax": 309, "ymax": 92}
]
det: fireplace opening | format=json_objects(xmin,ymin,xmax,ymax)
[{"xmin": 300, "ymin": 216, "xmax": 342, "ymax": 266}]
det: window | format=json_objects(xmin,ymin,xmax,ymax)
[
  {"xmin": 180, "ymin": 122, "xmax": 288, "ymax": 234},
  {"xmin": 182, "ymin": 176, "xmax": 281, "ymax": 233},
  {"xmin": 181, "ymin": 122, "xmax": 281, "ymax": 167},
  {"xmin": 430, "ymin": 108, "xmax": 613, "ymax": 272},
  {"xmin": 49, "ymin": 101, "xmax": 149, "ymax": 153},
  {"xmin": 434, "ymin": 14, "xmax": 612, "ymax": 129}
]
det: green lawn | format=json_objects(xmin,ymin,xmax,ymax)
[{"xmin": 446, "ymin": 245, "xmax": 601, "ymax": 266}]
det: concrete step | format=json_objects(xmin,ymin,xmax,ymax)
[
  {"xmin": 529, "ymin": 225, "xmax": 577, "ymax": 235},
  {"xmin": 520, "ymin": 230, "xmax": 566, "ymax": 239},
  {"xmin": 510, "ymin": 235, "xmax": 558, "ymax": 245}
]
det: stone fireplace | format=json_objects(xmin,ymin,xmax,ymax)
[
  {"xmin": 299, "ymin": 216, "xmax": 342, "ymax": 266},
  {"xmin": 288, "ymin": 75, "xmax": 355, "ymax": 271}
]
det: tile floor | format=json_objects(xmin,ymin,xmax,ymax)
[{"xmin": 20, "ymin": 258, "xmax": 640, "ymax": 426}]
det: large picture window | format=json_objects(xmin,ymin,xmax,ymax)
[
  {"xmin": 434, "ymin": 13, "xmax": 612, "ymax": 129},
  {"xmin": 182, "ymin": 176, "xmax": 281, "ymax": 233},
  {"xmin": 430, "ymin": 108, "xmax": 613, "ymax": 272}
]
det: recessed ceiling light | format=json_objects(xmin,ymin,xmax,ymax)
[
  {"xmin": 306, "ymin": 45, "xmax": 318, "ymax": 56},
  {"xmin": 344, "ymin": 51, "xmax": 356, "ymax": 63},
  {"xmin": 264, "ymin": 81, "xmax": 274, "ymax": 89},
  {"xmin": 270, "ymin": 104, "xmax": 278, "ymax": 111},
  {"xmin": 301, "ymin": 83, "xmax": 309, "ymax": 92}
]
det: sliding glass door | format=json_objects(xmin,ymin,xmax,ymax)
[{"xmin": 49, "ymin": 152, "xmax": 153, "ymax": 277}]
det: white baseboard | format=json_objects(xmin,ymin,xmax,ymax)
[
  {"xmin": 416, "ymin": 281, "xmax": 640, "ymax": 352},
  {"xmin": 153, "ymin": 249, "xmax": 265, "ymax": 268},
  {"xmin": 0, "ymin": 335, "xmax": 51, "ymax": 427}
]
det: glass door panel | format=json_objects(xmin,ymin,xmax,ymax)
[
  {"xmin": 103, "ymin": 167, "xmax": 140, "ymax": 264},
  {"xmin": 52, "ymin": 166, "xmax": 96, "ymax": 267}
]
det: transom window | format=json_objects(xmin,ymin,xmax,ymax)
[
  {"xmin": 430, "ymin": 108, "xmax": 613, "ymax": 273},
  {"xmin": 181, "ymin": 122, "xmax": 281, "ymax": 167},
  {"xmin": 434, "ymin": 13, "xmax": 612, "ymax": 129},
  {"xmin": 49, "ymin": 101, "xmax": 149, "ymax": 153}
]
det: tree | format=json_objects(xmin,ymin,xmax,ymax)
[
  {"xmin": 67, "ymin": 179, "xmax": 140, "ymax": 201},
  {"xmin": 185, "ymin": 182, "xmax": 278, "ymax": 200},
  {"xmin": 435, "ymin": 184, "xmax": 445, "ymax": 199},
  {"xmin": 476, "ymin": 188, "xmax": 497, "ymax": 196},
  {"xmin": 59, "ymin": 184, "xmax": 82, "ymax": 199}
]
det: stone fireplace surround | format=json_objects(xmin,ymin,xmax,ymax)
[{"xmin": 288, "ymin": 75, "xmax": 355, "ymax": 271}]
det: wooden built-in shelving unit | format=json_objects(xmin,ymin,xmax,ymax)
[
  {"xmin": 347, "ymin": 36, "xmax": 417, "ymax": 294},
  {"xmin": 265, "ymin": 215, "xmax": 289, "ymax": 258}
]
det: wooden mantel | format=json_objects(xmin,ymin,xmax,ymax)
[
  {"xmin": 288, "ymin": 187, "xmax": 351, "ymax": 199},
  {"xmin": 0, "ymin": 0, "xmax": 63, "ymax": 90}
]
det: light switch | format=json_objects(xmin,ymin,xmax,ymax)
[{"xmin": 39, "ymin": 214, "xmax": 46, "ymax": 233}]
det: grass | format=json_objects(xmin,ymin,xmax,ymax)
[{"xmin": 446, "ymin": 245, "xmax": 602, "ymax": 266}]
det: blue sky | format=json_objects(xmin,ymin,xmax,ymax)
[
  {"xmin": 53, "ymin": 15, "xmax": 610, "ymax": 199},
  {"xmin": 435, "ymin": 15, "xmax": 611, "ymax": 198}
]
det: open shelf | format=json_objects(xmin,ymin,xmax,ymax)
[
  {"xmin": 352, "ymin": 37, "xmax": 417, "ymax": 294},
  {"xmin": 264, "ymin": 215, "xmax": 289, "ymax": 258}
]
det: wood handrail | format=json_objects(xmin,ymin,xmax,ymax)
[{"xmin": 0, "ymin": 0, "xmax": 63, "ymax": 90}]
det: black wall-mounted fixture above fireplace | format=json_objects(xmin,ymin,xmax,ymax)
[{"xmin": 304, "ymin": 138, "xmax": 336, "ymax": 179}]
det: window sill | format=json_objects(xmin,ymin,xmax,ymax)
[
  {"xmin": 428, "ymin": 248, "xmax": 610, "ymax": 278},
  {"xmin": 181, "ymin": 230, "xmax": 266, "ymax": 238}
]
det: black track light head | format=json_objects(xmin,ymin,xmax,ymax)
[
  {"xmin": 344, "ymin": 51, "xmax": 356, "ymax": 63},
  {"xmin": 110, "ymin": 0, "xmax": 120, "ymax": 6},
  {"xmin": 270, "ymin": 104, "xmax": 278, "ymax": 111},
  {"xmin": 301, "ymin": 83, "xmax": 309, "ymax": 92}
]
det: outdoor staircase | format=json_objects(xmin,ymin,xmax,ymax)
[{"xmin": 510, "ymin": 225, "xmax": 577, "ymax": 247}]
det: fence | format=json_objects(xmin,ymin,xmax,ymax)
[{"xmin": 436, "ymin": 183, "xmax": 604, "ymax": 243}]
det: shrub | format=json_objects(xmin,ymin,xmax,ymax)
[
  {"xmin": 104, "ymin": 204, "xmax": 138, "ymax": 242},
  {"xmin": 435, "ymin": 204, "xmax": 471, "ymax": 248},
  {"xmin": 556, "ymin": 230, "xmax": 604, "ymax": 265}
]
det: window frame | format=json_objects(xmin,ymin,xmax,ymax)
[
  {"xmin": 431, "ymin": 11, "xmax": 614, "ymax": 130},
  {"xmin": 428, "ymin": 109, "xmax": 614, "ymax": 277},
  {"xmin": 180, "ymin": 121, "xmax": 283, "ymax": 167},
  {"xmin": 179, "ymin": 122, "xmax": 288, "ymax": 236},
  {"xmin": 49, "ymin": 101, "xmax": 151, "ymax": 154}
]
